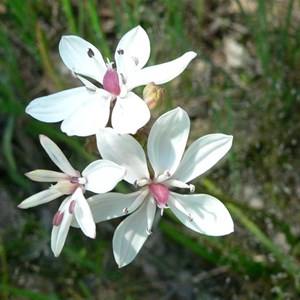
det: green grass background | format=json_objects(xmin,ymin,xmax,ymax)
[{"xmin": 0, "ymin": 0, "xmax": 300, "ymax": 299}]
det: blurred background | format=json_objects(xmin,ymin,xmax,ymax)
[{"xmin": 1, "ymin": 0, "xmax": 300, "ymax": 299}]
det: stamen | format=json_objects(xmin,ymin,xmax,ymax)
[
  {"xmin": 69, "ymin": 176, "xmax": 86, "ymax": 185},
  {"xmin": 87, "ymin": 48, "xmax": 95, "ymax": 58},
  {"xmin": 146, "ymin": 197, "xmax": 156, "ymax": 236},
  {"xmin": 189, "ymin": 184, "xmax": 195, "ymax": 192},
  {"xmin": 165, "ymin": 170, "xmax": 171, "ymax": 177},
  {"xmin": 160, "ymin": 203, "xmax": 169, "ymax": 216},
  {"xmin": 165, "ymin": 179, "xmax": 192, "ymax": 190},
  {"xmin": 169, "ymin": 195, "xmax": 193, "ymax": 223},
  {"xmin": 134, "ymin": 178, "xmax": 149, "ymax": 188},
  {"xmin": 77, "ymin": 177, "xmax": 87, "ymax": 185},
  {"xmin": 156, "ymin": 170, "xmax": 171, "ymax": 183},
  {"xmin": 123, "ymin": 189, "xmax": 148, "ymax": 214}
]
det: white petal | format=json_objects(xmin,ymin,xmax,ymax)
[
  {"xmin": 172, "ymin": 134, "xmax": 233, "ymax": 183},
  {"xmin": 26, "ymin": 87, "xmax": 89, "ymax": 123},
  {"xmin": 82, "ymin": 159, "xmax": 126, "ymax": 193},
  {"xmin": 51, "ymin": 197, "xmax": 73, "ymax": 257},
  {"xmin": 76, "ymin": 74, "xmax": 98, "ymax": 91},
  {"xmin": 111, "ymin": 93, "xmax": 150, "ymax": 134},
  {"xmin": 115, "ymin": 26, "xmax": 150, "ymax": 80},
  {"xmin": 73, "ymin": 188, "xmax": 96, "ymax": 239},
  {"xmin": 86, "ymin": 190, "xmax": 146, "ymax": 223},
  {"xmin": 39, "ymin": 135, "xmax": 78, "ymax": 176},
  {"xmin": 112, "ymin": 198, "xmax": 156, "ymax": 268},
  {"xmin": 148, "ymin": 107, "xmax": 190, "ymax": 178},
  {"xmin": 96, "ymin": 128, "xmax": 149, "ymax": 184},
  {"xmin": 168, "ymin": 193, "xmax": 234, "ymax": 236},
  {"xmin": 25, "ymin": 170, "xmax": 67, "ymax": 182},
  {"xmin": 59, "ymin": 35, "xmax": 107, "ymax": 83},
  {"xmin": 52, "ymin": 180, "xmax": 75, "ymax": 195},
  {"xmin": 18, "ymin": 188, "xmax": 63, "ymax": 209},
  {"xmin": 61, "ymin": 89, "xmax": 111, "ymax": 137},
  {"xmin": 126, "ymin": 51, "xmax": 197, "ymax": 90},
  {"xmin": 51, "ymin": 226, "xmax": 60, "ymax": 256}
]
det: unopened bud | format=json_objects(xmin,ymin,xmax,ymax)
[{"xmin": 143, "ymin": 82, "xmax": 165, "ymax": 110}]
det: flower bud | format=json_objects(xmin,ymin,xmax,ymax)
[{"xmin": 143, "ymin": 82, "xmax": 166, "ymax": 110}]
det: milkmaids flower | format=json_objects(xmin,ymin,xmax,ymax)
[
  {"xmin": 89, "ymin": 107, "xmax": 234, "ymax": 267},
  {"xmin": 18, "ymin": 135, "xmax": 126, "ymax": 256},
  {"xmin": 26, "ymin": 26, "xmax": 197, "ymax": 136}
]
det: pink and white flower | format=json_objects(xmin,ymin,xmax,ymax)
[
  {"xmin": 90, "ymin": 107, "xmax": 234, "ymax": 267},
  {"xmin": 18, "ymin": 135, "xmax": 126, "ymax": 256},
  {"xmin": 26, "ymin": 26, "xmax": 197, "ymax": 136}
]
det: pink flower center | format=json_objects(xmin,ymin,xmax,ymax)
[
  {"xmin": 148, "ymin": 183, "xmax": 170, "ymax": 208},
  {"xmin": 68, "ymin": 177, "xmax": 86, "ymax": 195},
  {"xmin": 103, "ymin": 65, "xmax": 121, "ymax": 96}
]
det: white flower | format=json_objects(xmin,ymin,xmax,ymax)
[
  {"xmin": 18, "ymin": 135, "xmax": 126, "ymax": 257},
  {"xmin": 90, "ymin": 107, "xmax": 234, "ymax": 267},
  {"xmin": 26, "ymin": 26, "xmax": 197, "ymax": 136}
]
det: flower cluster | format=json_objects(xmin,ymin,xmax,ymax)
[{"xmin": 20, "ymin": 26, "xmax": 234, "ymax": 267}]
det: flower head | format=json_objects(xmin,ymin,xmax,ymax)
[
  {"xmin": 18, "ymin": 135, "xmax": 126, "ymax": 256},
  {"xmin": 26, "ymin": 26, "xmax": 197, "ymax": 136},
  {"xmin": 90, "ymin": 107, "xmax": 234, "ymax": 267}
]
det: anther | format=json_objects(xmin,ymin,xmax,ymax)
[
  {"xmin": 156, "ymin": 170, "xmax": 171, "ymax": 182},
  {"xmin": 117, "ymin": 49, "xmax": 124, "ymax": 55},
  {"xmin": 134, "ymin": 179, "xmax": 149, "ymax": 188},
  {"xmin": 77, "ymin": 177, "xmax": 87, "ymax": 185},
  {"xmin": 87, "ymin": 48, "xmax": 95, "ymax": 58},
  {"xmin": 164, "ymin": 170, "xmax": 171, "ymax": 177},
  {"xmin": 189, "ymin": 184, "xmax": 195, "ymax": 193}
]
